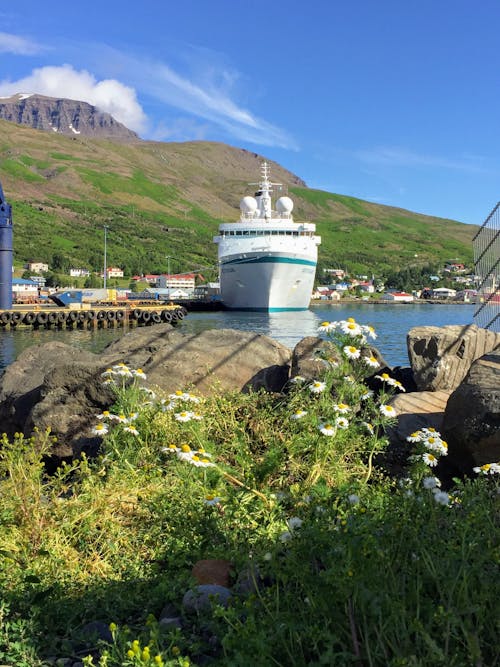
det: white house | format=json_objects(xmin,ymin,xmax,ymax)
[
  {"xmin": 25, "ymin": 261, "xmax": 49, "ymax": 273},
  {"xmin": 105, "ymin": 267, "xmax": 124, "ymax": 278},
  {"xmin": 156, "ymin": 273, "xmax": 196, "ymax": 293},
  {"xmin": 70, "ymin": 268, "xmax": 91, "ymax": 277},
  {"xmin": 382, "ymin": 291, "xmax": 414, "ymax": 302},
  {"xmin": 12, "ymin": 278, "xmax": 39, "ymax": 299},
  {"xmin": 431, "ymin": 287, "xmax": 456, "ymax": 299}
]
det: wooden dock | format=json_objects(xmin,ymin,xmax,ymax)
[{"xmin": 0, "ymin": 304, "xmax": 188, "ymax": 329}]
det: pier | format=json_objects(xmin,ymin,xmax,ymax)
[{"xmin": 0, "ymin": 303, "xmax": 188, "ymax": 329}]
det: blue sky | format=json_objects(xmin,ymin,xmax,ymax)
[{"xmin": 1, "ymin": 0, "xmax": 499, "ymax": 225}]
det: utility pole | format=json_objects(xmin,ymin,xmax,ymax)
[
  {"xmin": 166, "ymin": 255, "xmax": 172, "ymax": 297},
  {"xmin": 103, "ymin": 225, "xmax": 109, "ymax": 290}
]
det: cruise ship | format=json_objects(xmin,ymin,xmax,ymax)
[{"xmin": 213, "ymin": 163, "xmax": 321, "ymax": 311}]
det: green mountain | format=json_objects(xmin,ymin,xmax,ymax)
[{"xmin": 0, "ymin": 118, "xmax": 477, "ymax": 281}]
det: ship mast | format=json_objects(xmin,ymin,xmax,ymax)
[{"xmin": 251, "ymin": 162, "xmax": 282, "ymax": 221}]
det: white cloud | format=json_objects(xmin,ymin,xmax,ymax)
[
  {"xmin": 0, "ymin": 64, "xmax": 147, "ymax": 133},
  {"xmin": 0, "ymin": 31, "xmax": 44, "ymax": 55}
]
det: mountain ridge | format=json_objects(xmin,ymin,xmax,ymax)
[{"xmin": 0, "ymin": 113, "xmax": 477, "ymax": 280}]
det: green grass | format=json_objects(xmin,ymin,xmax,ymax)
[{"xmin": 0, "ymin": 321, "xmax": 498, "ymax": 666}]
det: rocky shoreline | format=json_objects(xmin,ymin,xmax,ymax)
[{"xmin": 0, "ymin": 322, "xmax": 498, "ymax": 478}]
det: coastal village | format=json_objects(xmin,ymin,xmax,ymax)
[{"xmin": 11, "ymin": 258, "xmax": 480, "ymax": 305}]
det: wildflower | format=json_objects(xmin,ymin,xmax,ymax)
[
  {"xmin": 348, "ymin": 494, "xmax": 360, "ymax": 505},
  {"xmin": 184, "ymin": 392, "xmax": 201, "ymax": 404},
  {"xmin": 169, "ymin": 390, "xmax": 185, "ymax": 400},
  {"xmin": 363, "ymin": 355, "xmax": 380, "ymax": 368},
  {"xmin": 92, "ymin": 423, "xmax": 109, "ymax": 436},
  {"xmin": 309, "ymin": 380, "xmax": 327, "ymax": 394},
  {"xmin": 363, "ymin": 421, "xmax": 374, "ymax": 435},
  {"xmin": 336, "ymin": 416, "xmax": 349, "ymax": 429},
  {"xmin": 361, "ymin": 324, "xmax": 377, "ymax": 340},
  {"xmin": 140, "ymin": 387, "xmax": 157, "ymax": 398},
  {"xmin": 123, "ymin": 426, "xmax": 139, "ymax": 436},
  {"xmin": 115, "ymin": 413, "xmax": 128, "ymax": 424},
  {"xmin": 287, "ymin": 516, "xmax": 303, "ymax": 531},
  {"xmin": 101, "ymin": 367, "xmax": 114, "ymax": 377},
  {"xmin": 334, "ymin": 402, "xmax": 351, "ymax": 414},
  {"xmin": 379, "ymin": 404, "xmax": 396, "ymax": 417},
  {"xmin": 159, "ymin": 400, "xmax": 176, "ymax": 412},
  {"xmin": 340, "ymin": 320, "xmax": 362, "ymax": 337},
  {"xmin": 360, "ymin": 389, "xmax": 374, "ymax": 401},
  {"xmin": 318, "ymin": 321, "xmax": 336, "ymax": 332},
  {"xmin": 375, "ymin": 372, "xmax": 392, "ymax": 383},
  {"xmin": 289, "ymin": 375, "xmax": 306, "ymax": 384},
  {"xmin": 473, "ymin": 462, "xmax": 500, "ymax": 475},
  {"xmin": 189, "ymin": 455, "xmax": 215, "ymax": 468},
  {"xmin": 319, "ymin": 422, "xmax": 336, "ymax": 436},
  {"xmin": 112, "ymin": 363, "xmax": 133, "ymax": 377},
  {"xmin": 343, "ymin": 345, "xmax": 360, "ymax": 360},
  {"xmin": 433, "ymin": 490, "xmax": 450, "ymax": 506},
  {"xmin": 204, "ymin": 494, "xmax": 221, "ymax": 506},
  {"xmin": 96, "ymin": 410, "xmax": 111, "ymax": 420},
  {"xmin": 191, "ymin": 412, "xmax": 204, "ymax": 421},
  {"xmin": 422, "ymin": 476, "xmax": 441, "ymax": 489},
  {"xmin": 175, "ymin": 411, "xmax": 193, "ymax": 422},
  {"xmin": 131, "ymin": 368, "xmax": 147, "ymax": 380},
  {"xmin": 391, "ymin": 380, "xmax": 406, "ymax": 392},
  {"xmin": 291, "ymin": 409, "xmax": 308, "ymax": 420},
  {"xmin": 162, "ymin": 444, "xmax": 180, "ymax": 454},
  {"xmin": 177, "ymin": 444, "xmax": 193, "ymax": 461},
  {"xmin": 407, "ymin": 431, "xmax": 422, "ymax": 443},
  {"xmin": 422, "ymin": 452, "xmax": 438, "ymax": 467},
  {"xmin": 343, "ymin": 375, "xmax": 355, "ymax": 384}
]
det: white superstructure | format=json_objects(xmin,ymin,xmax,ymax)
[{"xmin": 213, "ymin": 163, "xmax": 321, "ymax": 311}]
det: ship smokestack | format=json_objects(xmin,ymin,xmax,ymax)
[{"xmin": 0, "ymin": 180, "xmax": 13, "ymax": 310}]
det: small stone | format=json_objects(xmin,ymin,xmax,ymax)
[
  {"xmin": 182, "ymin": 584, "xmax": 232, "ymax": 613},
  {"xmin": 192, "ymin": 559, "xmax": 233, "ymax": 587},
  {"xmin": 159, "ymin": 616, "xmax": 183, "ymax": 630}
]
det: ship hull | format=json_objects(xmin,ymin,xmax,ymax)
[{"xmin": 219, "ymin": 251, "xmax": 317, "ymax": 311}]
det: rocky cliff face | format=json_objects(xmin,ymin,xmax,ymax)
[{"xmin": 0, "ymin": 93, "xmax": 139, "ymax": 140}]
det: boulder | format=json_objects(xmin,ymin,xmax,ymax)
[
  {"xmin": 290, "ymin": 336, "xmax": 336, "ymax": 381},
  {"xmin": 407, "ymin": 324, "xmax": 500, "ymax": 392},
  {"xmin": 442, "ymin": 351, "xmax": 500, "ymax": 475},
  {"xmin": 0, "ymin": 327, "xmax": 291, "ymax": 456}
]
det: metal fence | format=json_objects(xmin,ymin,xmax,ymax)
[{"xmin": 473, "ymin": 202, "xmax": 500, "ymax": 332}]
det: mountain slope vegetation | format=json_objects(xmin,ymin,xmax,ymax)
[{"xmin": 0, "ymin": 119, "xmax": 477, "ymax": 280}]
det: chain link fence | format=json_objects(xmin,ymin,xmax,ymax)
[{"xmin": 473, "ymin": 202, "xmax": 500, "ymax": 332}]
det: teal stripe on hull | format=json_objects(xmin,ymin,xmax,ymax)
[
  {"xmin": 224, "ymin": 306, "xmax": 310, "ymax": 312},
  {"xmin": 221, "ymin": 256, "xmax": 317, "ymax": 267}
]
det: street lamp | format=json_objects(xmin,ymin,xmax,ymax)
[
  {"xmin": 103, "ymin": 225, "xmax": 109, "ymax": 290},
  {"xmin": 166, "ymin": 255, "xmax": 172, "ymax": 297}
]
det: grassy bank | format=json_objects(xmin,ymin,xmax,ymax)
[{"xmin": 0, "ymin": 317, "xmax": 498, "ymax": 666}]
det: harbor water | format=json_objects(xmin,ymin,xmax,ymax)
[{"xmin": 0, "ymin": 302, "xmax": 476, "ymax": 373}]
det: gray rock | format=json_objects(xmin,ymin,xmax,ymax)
[
  {"xmin": 0, "ymin": 327, "xmax": 291, "ymax": 458},
  {"xmin": 443, "ymin": 351, "xmax": 500, "ymax": 474},
  {"xmin": 290, "ymin": 336, "xmax": 336, "ymax": 381},
  {"xmin": 159, "ymin": 616, "xmax": 183, "ymax": 630},
  {"xmin": 182, "ymin": 584, "xmax": 232, "ymax": 613},
  {"xmin": 407, "ymin": 324, "xmax": 500, "ymax": 392}
]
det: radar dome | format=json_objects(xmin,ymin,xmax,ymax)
[
  {"xmin": 240, "ymin": 196, "xmax": 257, "ymax": 213},
  {"xmin": 276, "ymin": 196, "xmax": 294, "ymax": 213}
]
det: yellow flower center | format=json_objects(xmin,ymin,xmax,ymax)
[
  {"xmin": 347, "ymin": 317, "xmax": 356, "ymax": 323},
  {"xmin": 320, "ymin": 321, "xmax": 330, "ymax": 327},
  {"xmin": 181, "ymin": 444, "xmax": 191, "ymax": 452},
  {"xmin": 175, "ymin": 390, "xmax": 183, "ymax": 396}
]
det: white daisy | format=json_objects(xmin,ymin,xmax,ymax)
[
  {"xmin": 422, "ymin": 452, "xmax": 439, "ymax": 467},
  {"xmin": 175, "ymin": 411, "xmax": 193, "ymax": 422},
  {"xmin": 291, "ymin": 409, "xmax": 308, "ymax": 420},
  {"xmin": 289, "ymin": 375, "xmax": 306, "ymax": 384},
  {"xmin": 360, "ymin": 389, "xmax": 374, "ymax": 401},
  {"xmin": 363, "ymin": 355, "xmax": 380, "ymax": 369},
  {"xmin": 319, "ymin": 422, "xmax": 336, "ymax": 436},
  {"xmin": 333, "ymin": 403, "xmax": 351, "ymax": 414},
  {"xmin": 96, "ymin": 410, "xmax": 111, "ymax": 420},
  {"xmin": 123, "ymin": 426, "xmax": 139, "ymax": 436},
  {"xmin": 473, "ymin": 462, "xmax": 500, "ymax": 475},
  {"xmin": 309, "ymin": 381, "xmax": 327, "ymax": 394},
  {"xmin": 162, "ymin": 444, "xmax": 180, "ymax": 454},
  {"xmin": 361, "ymin": 324, "xmax": 377, "ymax": 340},
  {"xmin": 92, "ymin": 423, "xmax": 109, "ymax": 436},
  {"xmin": 390, "ymin": 380, "xmax": 406, "ymax": 392},
  {"xmin": 189, "ymin": 455, "xmax": 215, "ymax": 468},
  {"xmin": 406, "ymin": 431, "xmax": 423, "ymax": 443},
  {"xmin": 318, "ymin": 321, "xmax": 336, "ymax": 333},
  {"xmin": 363, "ymin": 422, "xmax": 375, "ymax": 435},
  {"xmin": 343, "ymin": 375, "xmax": 356, "ymax": 384},
  {"xmin": 340, "ymin": 320, "xmax": 362, "ymax": 337},
  {"xmin": 375, "ymin": 372, "xmax": 392, "ymax": 383},
  {"xmin": 379, "ymin": 404, "xmax": 396, "ymax": 417},
  {"xmin": 131, "ymin": 368, "xmax": 147, "ymax": 380},
  {"xmin": 336, "ymin": 416, "xmax": 349, "ymax": 429},
  {"xmin": 343, "ymin": 345, "xmax": 360, "ymax": 360}
]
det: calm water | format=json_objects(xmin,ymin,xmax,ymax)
[{"xmin": 0, "ymin": 302, "xmax": 476, "ymax": 373}]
